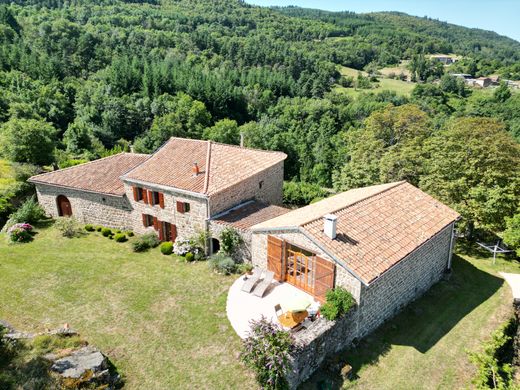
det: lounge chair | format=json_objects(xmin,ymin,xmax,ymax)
[
  {"xmin": 252, "ymin": 271, "xmax": 274, "ymax": 297},
  {"xmin": 241, "ymin": 268, "xmax": 262, "ymax": 293}
]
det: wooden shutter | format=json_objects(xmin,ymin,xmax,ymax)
[
  {"xmin": 148, "ymin": 190, "xmax": 154, "ymax": 205},
  {"xmin": 159, "ymin": 193, "xmax": 165, "ymax": 209},
  {"xmin": 153, "ymin": 216, "xmax": 158, "ymax": 230},
  {"xmin": 176, "ymin": 201, "xmax": 184, "ymax": 213},
  {"xmin": 267, "ymin": 235, "xmax": 284, "ymax": 282},
  {"xmin": 158, "ymin": 221, "xmax": 164, "ymax": 241},
  {"xmin": 133, "ymin": 187, "xmax": 139, "ymax": 201},
  {"xmin": 142, "ymin": 214, "xmax": 148, "ymax": 227},
  {"xmin": 314, "ymin": 256, "xmax": 335, "ymax": 303},
  {"xmin": 143, "ymin": 189, "xmax": 149, "ymax": 204},
  {"xmin": 171, "ymin": 224, "xmax": 177, "ymax": 242}
]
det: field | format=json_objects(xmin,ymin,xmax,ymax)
[
  {"xmin": 0, "ymin": 159, "xmax": 16, "ymax": 192},
  {"xmin": 337, "ymin": 66, "xmax": 417, "ymax": 97},
  {"xmin": 0, "ymin": 225, "xmax": 518, "ymax": 389},
  {"xmin": 0, "ymin": 225, "xmax": 255, "ymax": 389}
]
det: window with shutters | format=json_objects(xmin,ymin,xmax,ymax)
[
  {"xmin": 133, "ymin": 187, "xmax": 144, "ymax": 202},
  {"xmin": 176, "ymin": 201, "xmax": 190, "ymax": 213},
  {"xmin": 151, "ymin": 191, "xmax": 160, "ymax": 206},
  {"xmin": 142, "ymin": 214, "xmax": 154, "ymax": 227}
]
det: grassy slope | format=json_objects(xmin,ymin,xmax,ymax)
[
  {"xmin": 337, "ymin": 66, "xmax": 416, "ymax": 97},
  {"xmin": 0, "ymin": 225, "xmax": 255, "ymax": 389},
  {"xmin": 0, "ymin": 159, "xmax": 15, "ymax": 192},
  {"xmin": 303, "ymin": 244, "xmax": 519, "ymax": 389}
]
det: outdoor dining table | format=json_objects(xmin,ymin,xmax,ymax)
[{"xmin": 277, "ymin": 310, "xmax": 308, "ymax": 329}]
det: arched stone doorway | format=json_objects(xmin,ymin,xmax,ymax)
[
  {"xmin": 212, "ymin": 238, "xmax": 221, "ymax": 254},
  {"xmin": 57, "ymin": 195, "xmax": 72, "ymax": 217}
]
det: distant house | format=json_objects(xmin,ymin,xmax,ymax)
[
  {"xmin": 431, "ymin": 55, "xmax": 458, "ymax": 65},
  {"xmin": 475, "ymin": 77, "xmax": 492, "ymax": 88}
]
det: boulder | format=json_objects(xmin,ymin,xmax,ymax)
[{"xmin": 51, "ymin": 346, "xmax": 107, "ymax": 379}]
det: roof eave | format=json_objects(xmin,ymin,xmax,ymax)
[
  {"xmin": 29, "ymin": 179, "xmax": 125, "ymax": 197},
  {"xmin": 120, "ymin": 176, "xmax": 209, "ymax": 199}
]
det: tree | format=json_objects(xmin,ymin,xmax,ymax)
[
  {"xmin": 503, "ymin": 213, "xmax": 520, "ymax": 256},
  {"xmin": 0, "ymin": 118, "xmax": 57, "ymax": 165},
  {"xmin": 202, "ymin": 119, "xmax": 240, "ymax": 145},
  {"xmin": 333, "ymin": 104, "xmax": 431, "ymax": 190},
  {"xmin": 63, "ymin": 119, "xmax": 92, "ymax": 154},
  {"xmin": 494, "ymin": 82, "xmax": 511, "ymax": 103},
  {"xmin": 420, "ymin": 117, "xmax": 520, "ymax": 233}
]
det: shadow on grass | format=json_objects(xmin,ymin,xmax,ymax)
[{"xmin": 300, "ymin": 255, "xmax": 504, "ymax": 389}]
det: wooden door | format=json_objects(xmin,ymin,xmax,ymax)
[
  {"xmin": 57, "ymin": 195, "xmax": 72, "ymax": 216},
  {"xmin": 267, "ymin": 235, "xmax": 284, "ymax": 281},
  {"xmin": 286, "ymin": 249, "xmax": 315, "ymax": 294},
  {"xmin": 314, "ymin": 256, "xmax": 335, "ymax": 303}
]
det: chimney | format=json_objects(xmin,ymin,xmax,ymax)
[
  {"xmin": 323, "ymin": 214, "xmax": 337, "ymax": 240},
  {"xmin": 192, "ymin": 162, "xmax": 200, "ymax": 176}
]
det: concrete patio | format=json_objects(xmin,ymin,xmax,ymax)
[{"xmin": 226, "ymin": 273, "xmax": 318, "ymax": 338}]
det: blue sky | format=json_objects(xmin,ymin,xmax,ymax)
[{"xmin": 246, "ymin": 0, "xmax": 520, "ymax": 42}]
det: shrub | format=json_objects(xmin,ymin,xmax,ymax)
[
  {"xmin": 132, "ymin": 232, "xmax": 160, "ymax": 252},
  {"xmin": 8, "ymin": 196, "xmax": 46, "ymax": 225},
  {"xmin": 7, "ymin": 222, "xmax": 33, "ymax": 243},
  {"xmin": 320, "ymin": 287, "xmax": 356, "ymax": 321},
  {"xmin": 220, "ymin": 227, "xmax": 243, "ymax": 256},
  {"xmin": 237, "ymin": 263, "xmax": 254, "ymax": 274},
  {"xmin": 95, "ymin": 226, "xmax": 102, "ymax": 232},
  {"xmin": 208, "ymin": 252, "xmax": 236, "ymax": 275},
  {"xmin": 185, "ymin": 252, "xmax": 194, "ymax": 262},
  {"xmin": 468, "ymin": 317, "xmax": 517, "ymax": 389},
  {"xmin": 54, "ymin": 217, "xmax": 84, "ymax": 238},
  {"xmin": 160, "ymin": 241, "xmax": 173, "ymax": 255},
  {"xmin": 241, "ymin": 317, "xmax": 296, "ymax": 390},
  {"xmin": 173, "ymin": 238, "xmax": 194, "ymax": 256},
  {"xmin": 114, "ymin": 233, "xmax": 127, "ymax": 242},
  {"xmin": 126, "ymin": 231, "xmax": 134, "ymax": 237},
  {"xmin": 84, "ymin": 224, "xmax": 94, "ymax": 232},
  {"xmin": 101, "ymin": 227, "xmax": 112, "ymax": 237}
]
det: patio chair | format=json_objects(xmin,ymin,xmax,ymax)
[
  {"xmin": 274, "ymin": 304, "xmax": 283, "ymax": 317},
  {"xmin": 241, "ymin": 268, "xmax": 262, "ymax": 293},
  {"xmin": 252, "ymin": 271, "xmax": 274, "ymax": 298}
]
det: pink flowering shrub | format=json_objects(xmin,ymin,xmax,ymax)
[
  {"xmin": 240, "ymin": 317, "xmax": 297, "ymax": 390},
  {"xmin": 7, "ymin": 223, "xmax": 33, "ymax": 243}
]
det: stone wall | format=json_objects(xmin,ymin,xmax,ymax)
[
  {"xmin": 357, "ymin": 222, "xmax": 454, "ymax": 338},
  {"xmin": 208, "ymin": 221, "xmax": 252, "ymax": 262},
  {"xmin": 209, "ymin": 161, "xmax": 284, "ymax": 216},
  {"xmin": 122, "ymin": 183, "xmax": 208, "ymax": 239},
  {"xmin": 286, "ymin": 310, "xmax": 360, "ymax": 388},
  {"xmin": 35, "ymin": 183, "xmax": 132, "ymax": 229}
]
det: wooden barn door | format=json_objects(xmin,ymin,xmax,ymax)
[
  {"xmin": 57, "ymin": 195, "xmax": 72, "ymax": 217},
  {"xmin": 314, "ymin": 256, "xmax": 335, "ymax": 303},
  {"xmin": 267, "ymin": 235, "xmax": 284, "ymax": 282}
]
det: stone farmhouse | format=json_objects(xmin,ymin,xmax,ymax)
[{"xmin": 29, "ymin": 137, "xmax": 460, "ymax": 360}]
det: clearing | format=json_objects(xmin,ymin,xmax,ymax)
[{"xmin": 337, "ymin": 66, "xmax": 416, "ymax": 97}]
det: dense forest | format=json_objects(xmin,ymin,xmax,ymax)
[{"xmin": 0, "ymin": 0, "xmax": 519, "ymax": 250}]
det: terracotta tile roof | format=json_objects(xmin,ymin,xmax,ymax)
[
  {"xmin": 122, "ymin": 138, "xmax": 287, "ymax": 195},
  {"xmin": 212, "ymin": 201, "xmax": 291, "ymax": 231},
  {"xmin": 253, "ymin": 182, "xmax": 460, "ymax": 285},
  {"xmin": 28, "ymin": 153, "xmax": 149, "ymax": 196}
]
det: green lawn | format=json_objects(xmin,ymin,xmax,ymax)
[
  {"xmin": 302, "ymin": 244, "xmax": 519, "ymax": 389},
  {"xmin": 336, "ymin": 66, "xmax": 416, "ymax": 97},
  {"xmin": 1, "ymin": 225, "xmax": 518, "ymax": 389},
  {"xmin": 0, "ymin": 159, "xmax": 16, "ymax": 192},
  {"xmin": 0, "ymin": 225, "xmax": 255, "ymax": 389}
]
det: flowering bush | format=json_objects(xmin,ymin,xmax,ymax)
[
  {"xmin": 7, "ymin": 223, "xmax": 33, "ymax": 243},
  {"xmin": 241, "ymin": 317, "xmax": 296, "ymax": 390},
  {"xmin": 173, "ymin": 238, "xmax": 192, "ymax": 256}
]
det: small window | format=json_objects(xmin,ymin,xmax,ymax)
[
  {"xmin": 176, "ymin": 201, "xmax": 190, "ymax": 214},
  {"xmin": 259, "ymin": 180, "xmax": 264, "ymax": 189},
  {"xmin": 142, "ymin": 214, "xmax": 154, "ymax": 227},
  {"xmin": 152, "ymin": 191, "xmax": 160, "ymax": 206},
  {"xmin": 137, "ymin": 187, "xmax": 144, "ymax": 201}
]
